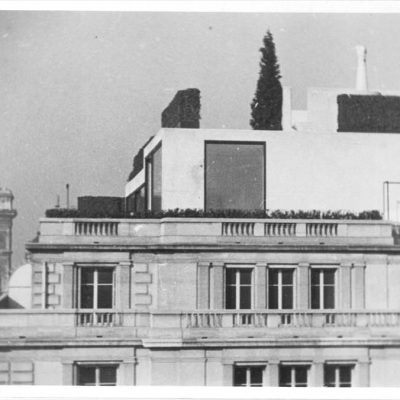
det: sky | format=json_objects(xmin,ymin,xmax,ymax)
[{"xmin": 2, "ymin": 9, "xmax": 400, "ymax": 266}]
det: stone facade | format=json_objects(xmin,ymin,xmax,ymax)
[{"xmin": 0, "ymin": 189, "xmax": 16, "ymax": 294}]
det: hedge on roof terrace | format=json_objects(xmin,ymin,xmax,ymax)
[
  {"xmin": 45, "ymin": 208, "xmax": 382, "ymax": 220},
  {"xmin": 337, "ymin": 94, "xmax": 400, "ymax": 133}
]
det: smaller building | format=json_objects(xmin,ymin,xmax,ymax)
[{"xmin": 0, "ymin": 188, "xmax": 17, "ymax": 294}]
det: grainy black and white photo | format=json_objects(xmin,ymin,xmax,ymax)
[{"xmin": 2, "ymin": 5, "xmax": 400, "ymax": 388}]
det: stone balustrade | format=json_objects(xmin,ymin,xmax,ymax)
[
  {"xmin": 1, "ymin": 310, "xmax": 400, "ymax": 340},
  {"xmin": 35, "ymin": 217, "xmax": 396, "ymax": 246}
]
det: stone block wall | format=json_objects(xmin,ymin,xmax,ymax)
[{"xmin": 32, "ymin": 262, "xmax": 63, "ymax": 309}]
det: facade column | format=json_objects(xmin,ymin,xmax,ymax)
[
  {"xmin": 222, "ymin": 363, "xmax": 232, "ymax": 386},
  {"xmin": 311, "ymin": 360, "xmax": 324, "ymax": 387},
  {"xmin": 118, "ymin": 261, "xmax": 132, "ymax": 309},
  {"xmin": 352, "ymin": 263, "xmax": 366, "ymax": 309},
  {"xmin": 297, "ymin": 263, "xmax": 310, "ymax": 309},
  {"xmin": 266, "ymin": 360, "xmax": 279, "ymax": 386},
  {"xmin": 62, "ymin": 262, "xmax": 74, "ymax": 308},
  {"xmin": 197, "ymin": 262, "xmax": 210, "ymax": 309},
  {"xmin": 340, "ymin": 263, "xmax": 352, "ymax": 309},
  {"xmin": 255, "ymin": 263, "xmax": 267, "ymax": 309},
  {"xmin": 357, "ymin": 360, "xmax": 370, "ymax": 387},
  {"xmin": 212, "ymin": 263, "xmax": 224, "ymax": 309},
  {"xmin": 62, "ymin": 361, "xmax": 74, "ymax": 385}
]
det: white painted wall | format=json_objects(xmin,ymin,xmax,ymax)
[{"xmin": 156, "ymin": 128, "xmax": 400, "ymax": 216}]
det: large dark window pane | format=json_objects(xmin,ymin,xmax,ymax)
[
  {"xmin": 279, "ymin": 366, "xmax": 291, "ymax": 387},
  {"xmin": 233, "ymin": 367, "xmax": 246, "ymax": 386},
  {"xmin": 269, "ymin": 269, "xmax": 278, "ymax": 285},
  {"xmin": 97, "ymin": 286, "xmax": 113, "ymax": 309},
  {"xmin": 250, "ymin": 367, "xmax": 263, "ymax": 386},
  {"xmin": 240, "ymin": 270, "xmax": 252, "ymax": 285},
  {"xmin": 324, "ymin": 270, "xmax": 335, "ymax": 285},
  {"xmin": 99, "ymin": 367, "xmax": 117, "ymax": 385},
  {"xmin": 282, "ymin": 286, "xmax": 293, "ymax": 309},
  {"xmin": 80, "ymin": 285, "xmax": 94, "ymax": 309},
  {"xmin": 98, "ymin": 269, "xmax": 113, "ymax": 284},
  {"xmin": 77, "ymin": 366, "xmax": 95, "ymax": 386},
  {"xmin": 240, "ymin": 286, "xmax": 251, "ymax": 309},
  {"xmin": 311, "ymin": 270, "xmax": 319, "ymax": 285},
  {"xmin": 324, "ymin": 286, "xmax": 335, "ymax": 309},
  {"xmin": 268, "ymin": 286, "xmax": 278, "ymax": 309},
  {"xmin": 226, "ymin": 269, "xmax": 236, "ymax": 285},
  {"xmin": 226, "ymin": 286, "xmax": 236, "ymax": 309},
  {"xmin": 311, "ymin": 286, "xmax": 320, "ymax": 309},
  {"xmin": 205, "ymin": 142, "xmax": 265, "ymax": 210},
  {"xmin": 339, "ymin": 366, "xmax": 352, "ymax": 387},
  {"xmin": 81, "ymin": 269, "xmax": 94, "ymax": 285},
  {"xmin": 324, "ymin": 365, "xmax": 335, "ymax": 387},
  {"xmin": 282, "ymin": 270, "xmax": 293, "ymax": 285},
  {"xmin": 295, "ymin": 367, "xmax": 308, "ymax": 386}
]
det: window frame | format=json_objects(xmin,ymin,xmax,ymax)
[
  {"xmin": 279, "ymin": 363, "xmax": 310, "ymax": 387},
  {"xmin": 204, "ymin": 140, "xmax": 267, "ymax": 211},
  {"xmin": 77, "ymin": 266, "xmax": 115, "ymax": 310},
  {"xmin": 75, "ymin": 363, "xmax": 119, "ymax": 386},
  {"xmin": 233, "ymin": 363, "xmax": 266, "ymax": 387},
  {"xmin": 145, "ymin": 143, "xmax": 162, "ymax": 212},
  {"xmin": 268, "ymin": 267, "xmax": 296, "ymax": 310},
  {"xmin": 225, "ymin": 266, "xmax": 254, "ymax": 310},
  {"xmin": 324, "ymin": 362, "xmax": 354, "ymax": 387},
  {"xmin": 310, "ymin": 267, "xmax": 337, "ymax": 310}
]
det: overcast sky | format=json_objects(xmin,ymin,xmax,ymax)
[{"xmin": 2, "ymin": 10, "xmax": 400, "ymax": 266}]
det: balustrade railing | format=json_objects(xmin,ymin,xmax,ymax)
[
  {"xmin": 75, "ymin": 311, "xmax": 121, "ymax": 327},
  {"xmin": 75, "ymin": 221, "xmax": 119, "ymax": 236},
  {"xmin": 182, "ymin": 310, "xmax": 400, "ymax": 329},
  {"xmin": 221, "ymin": 222, "xmax": 255, "ymax": 236}
]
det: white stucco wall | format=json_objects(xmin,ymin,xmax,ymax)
[{"xmin": 157, "ymin": 128, "xmax": 400, "ymax": 216}]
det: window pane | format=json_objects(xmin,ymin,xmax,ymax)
[
  {"xmin": 240, "ymin": 286, "xmax": 251, "ymax": 309},
  {"xmin": 324, "ymin": 270, "xmax": 335, "ymax": 285},
  {"xmin": 250, "ymin": 367, "xmax": 263, "ymax": 386},
  {"xmin": 311, "ymin": 286, "xmax": 320, "ymax": 309},
  {"xmin": 97, "ymin": 286, "xmax": 113, "ymax": 309},
  {"xmin": 205, "ymin": 142, "xmax": 265, "ymax": 210},
  {"xmin": 324, "ymin": 365, "xmax": 335, "ymax": 387},
  {"xmin": 295, "ymin": 367, "xmax": 308, "ymax": 387},
  {"xmin": 282, "ymin": 286, "xmax": 293, "ymax": 309},
  {"xmin": 311, "ymin": 270, "xmax": 320, "ymax": 285},
  {"xmin": 233, "ymin": 367, "xmax": 246, "ymax": 386},
  {"xmin": 268, "ymin": 286, "xmax": 278, "ymax": 309},
  {"xmin": 282, "ymin": 270, "xmax": 293, "ymax": 285},
  {"xmin": 226, "ymin": 269, "xmax": 236, "ymax": 285},
  {"xmin": 226, "ymin": 286, "xmax": 236, "ymax": 309},
  {"xmin": 98, "ymin": 269, "xmax": 113, "ymax": 284},
  {"xmin": 80, "ymin": 285, "xmax": 94, "ymax": 309},
  {"xmin": 77, "ymin": 366, "xmax": 95, "ymax": 386},
  {"xmin": 151, "ymin": 146, "xmax": 162, "ymax": 212},
  {"xmin": 240, "ymin": 270, "xmax": 252, "ymax": 285},
  {"xmin": 324, "ymin": 286, "xmax": 335, "ymax": 309},
  {"xmin": 339, "ymin": 366, "xmax": 352, "ymax": 387},
  {"xmin": 269, "ymin": 269, "xmax": 279, "ymax": 285},
  {"xmin": 99, "ymin": 367, "xmax": 117, "ymax": 385},
  {"xmin": 81, "ymin": 269, "xmax": 94, "ymax": 285},
  {"xmin": 279, "ymin": 366, "xmax": 291, "ymax": 387}
]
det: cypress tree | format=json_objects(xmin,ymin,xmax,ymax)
[{"xmin": 250, "ymin": 30, "xmax": 282, "ymax": 130}]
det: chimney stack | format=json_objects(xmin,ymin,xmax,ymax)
[{"xmin": 355, "ymin": 45, "xmax": 368, "ymax": 92}]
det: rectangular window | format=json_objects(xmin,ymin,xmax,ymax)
[
  {"xmin": 233, "ymin": 366, "xmax": 264, "ymax": 387},
  {"xmin": 324, "ymin": 365, "xmax": 352, "ymax": 387},
  {"xmin": 80, "ymin": 267, "xmax": 114, "ymax": 309},
  {"xmin": 311, "ymin": 269, "xmax": 335, "ymax": 309},
  {"xmin": 268, "ymin": 269, "xmax": 294, "ymax": 309},
  {"xmin": 226, "ymin": 268, "xmax": 252, "ymax": 309},
  {"xmin": 205, "ymin": 142, "xmax": 265, "ymax": 210},
  {"xmin": 77, "ymin": 365, "xmax": 117, "ymax": 386},
  {"xmin": 127, "ymin": 185, "xmax": 145, "ymax": 215},
  {"xmin": 146, "ymin": 145, "xmax": 162, "ymax": 212},
  {"xmin": 279, "ymin": 365, "xmax": 309, "ymax": 387}
]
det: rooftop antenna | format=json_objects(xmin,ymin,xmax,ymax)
[{"xmin": 66, "ymin": 184, "xmax": 70, "ymax": 209}]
